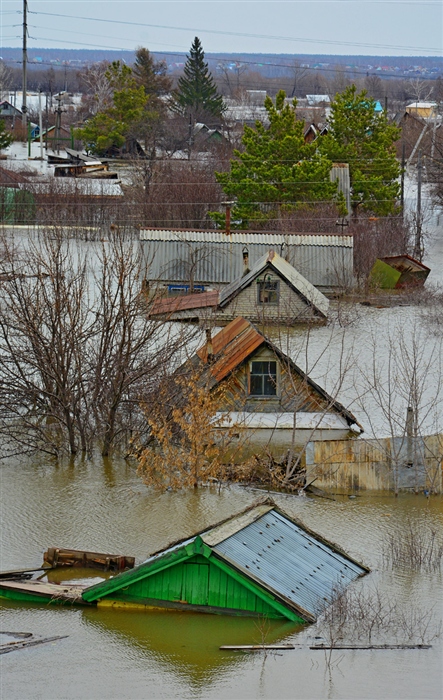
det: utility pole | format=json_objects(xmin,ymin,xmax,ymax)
[
  {"xmin": 22, "ymin": 0, "xmax": 28, "ymax": 128},
  {"xmin": 413, "ymin": 150, "xmax": 422, "ymax": 261},
  {"xmin": 400, "ymin": 142, "xmax": 406, "ymax": 211}
]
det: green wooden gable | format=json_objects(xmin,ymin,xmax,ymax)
[{"xmin": 83, "ymin": 536, "xmax": 303, "ymax": 621}]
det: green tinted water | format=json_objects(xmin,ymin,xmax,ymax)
[{"xmin": 1, "ymin": 456, "xmax": 442, "ymax": 699}]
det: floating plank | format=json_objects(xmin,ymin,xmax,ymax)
[
  {"xmin": 310, "ymin": 644, "xmax": 432, "ymax": 650},
  {"xmin": 0, "ymin": 635, "xmax": 68, "ymax": 654},
  {"xmin": 220, "ymin": 644, "xmax": 296, "ymax": 650},
  {"xmin": 0, "ymin": 579, "xmax": 91, "ymax": 605}
]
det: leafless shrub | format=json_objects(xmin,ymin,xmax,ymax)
[
  {"xmin": 128, "ymin": 158, "xmax": 223, "ymax": 229},
  {"xmin": 317, "ymin": 583, "xmax": 441, "ymax": 652},
  {"xmin": 383, "ymin": 521, "xmax": 443, "ymax": 572}
]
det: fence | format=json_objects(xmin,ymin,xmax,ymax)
[{"xmin": 305, "ymin": 434, "xmax": 443, "ymax": 493}]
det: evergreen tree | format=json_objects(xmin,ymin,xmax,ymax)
[
  {"xmin": 173, "ymin": 37, "xmax": 225, "ymax": 122},
  {"xmin": 133, "ymin": 47, "xmax": 171, "ymax": 100},
  {"xmin": 319, "ymin": 85, "xmax": 401, "ymax": 217},
  {"xmin": 0, "ymin": 119, "xmax": 13, "ymax": 151},
  {"xmin": 212, "ymin": 90, "xmax": 337, "ymax": 229}
]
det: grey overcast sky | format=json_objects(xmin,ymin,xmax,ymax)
[{"xmin": 1, "ymin": 0, "xmax": 442, "ymax": 56}]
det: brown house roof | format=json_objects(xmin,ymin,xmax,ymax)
[
  {"xmin": 194, "ymin": 317, "xmax": 362, "ymax": 430},
  {"xmin": 0, "ymin": 167, "xmax": 30, "ymax": 187},
  {"xmin": 149, "ymin": 290, "xmax": 219, "ymax": 317}
]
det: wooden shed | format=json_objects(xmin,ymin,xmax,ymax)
[{"xmin": 82, "ymin": 500, "xmax": 368, "ymax": 621}]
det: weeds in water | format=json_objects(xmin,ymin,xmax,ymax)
[
  {"xmin": 316, "ymin": 583, "xmax": 441, "ymax": 660},
  {"xmin": 383, "ymin": 521, "xmax": 443, "ymax": 572}
]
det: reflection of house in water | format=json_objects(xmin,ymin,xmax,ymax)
[
  {"xmin": 140, "ymin": 228, "xmax": 354, "ymax": 295},
  {"xmin": 183, "ymin": 316, "xmax": 362, "ymax": 446},
  {"xmin": 83, "ymin": 499, "xmax": 368, "ymax": 622},
  {"xmin": 148, "ymin": 251, "xmax": 329, "ymax": 326}
]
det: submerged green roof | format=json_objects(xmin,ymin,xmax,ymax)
[{"xmin": 82, "ymin": 501, "xmax": 368, "ymax": 621}]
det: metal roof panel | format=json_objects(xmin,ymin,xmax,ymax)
[{"xmin": 213, "ymin": 509, "xmax": 367, "ymax": 621}]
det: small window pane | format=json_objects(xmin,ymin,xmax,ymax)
[
  {"xmin": 258, "ymin": 280, "xmax": 279, "ymax": 304},
  {"xmin": 250, "ymin": 361, "xmax": 277, "ymax": 396}
]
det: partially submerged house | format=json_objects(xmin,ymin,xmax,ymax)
[
  {"xmin": 140, "ymin": 228, "xmax": 354, "ymax": 295},
  {"xmin": 82, "ymin": 500, "xmax": 369, "ymax": 621},
  {"xmin": 183, "ymin": 316, "xmax": 362, "ymax": 443},
  {"xmin": 147, "ymin": 251, "xmax": 329, "ymax": 325}
]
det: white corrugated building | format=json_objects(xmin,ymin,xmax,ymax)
[{"xmin": 140, "ymin": 228, "xmax": 354, "ymax": 294}]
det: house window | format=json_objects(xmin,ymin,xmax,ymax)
[
  {"xmin": 258, "ymin": 278, "xmax": 279, "ymax": 304},
  {"xmin": 249, "ymin": 361, "xmax": 277, "ymax": 396}
]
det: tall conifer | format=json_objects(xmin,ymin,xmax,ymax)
[{"xmin": 173, "ymin": 37, "xmax": 225, "ymax": 122}]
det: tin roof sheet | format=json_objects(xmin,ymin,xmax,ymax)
[
  {"xmin": 149, "ymin": 290, "xmax": 219, "ymax": 316},
  {"xmin": 212, "ymin": 508, "xmax": 367, "ymax": 621},
  {"xmin": 140, "ymin": 228, "xmax": 353, "ymax": 248},
  {"xmin": 196, "ymin": 317, "xmax": 264, "ymax": 382}
]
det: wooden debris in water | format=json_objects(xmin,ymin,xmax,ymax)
[
  {"xmin": 0, "ymin": 634, "xmax": 68, "ymax": 654},
  {"xmin": 220, "ymin": 644, "xmax": 296, "ymax": 651},
  {"xmin": 43, "ymin": 548, "xmax": 135, "ymax": 572},
  {"xmin": 310, "ymin": 643, "xmax": 432, "ymax": 650}
]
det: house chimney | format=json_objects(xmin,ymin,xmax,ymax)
[{"xmin": 205, "ymin": 328, "xmax": 213, "ymax": 363}]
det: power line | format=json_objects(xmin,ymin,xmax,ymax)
[{"xmin": 34, "ymin": 11, "xmax": 442, "ymax": 54}]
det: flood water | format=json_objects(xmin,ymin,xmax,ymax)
[
  {"xmin": 1, "ymin": 456, "xmax": 442, "ymax": 700},
  {"xmin": 1, "ymin": 183, "xmax": 443, "ymax": 698}
]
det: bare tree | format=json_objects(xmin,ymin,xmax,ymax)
[
  {"xmin": 355, "ymin": 320, "xmax": 443, "ymax": 494},
  {"xmin": 0, "ymin": 61, "xmax": 12, "ymax": 101},
  {"xmin": 0, "ymin": 227, "xmax": 194, "ymax": 458}
]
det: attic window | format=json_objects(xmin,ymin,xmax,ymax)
[
  {"xmin": 249, "ymin": 361, "xmax": 277, "ymax": 396},
  {"xmin": 258, "ymin": 278, "xmax": 279, "ymax": 304}
]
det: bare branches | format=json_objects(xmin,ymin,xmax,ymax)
[{"xmin": 0, "ymin": 227, "xmax": 194, "ymax": 458}]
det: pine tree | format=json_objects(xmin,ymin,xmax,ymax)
[
  {"xmin": 173, "ymin": 37, "xmax": 225, "ymax": 123},
  {"xmin": 212, "ymin": 90, "xmax": 337, "ymax": 229},
  {"xmin": 319, "ymin": 85, "xmax": 401, "ymax": 217},
  {"xmin": 133, "ymin": 47, "xmax": 172, "ymax": 102},
  {"xmin": 0, "ymin": 119, "xmax": 13, "ymax": 151}
]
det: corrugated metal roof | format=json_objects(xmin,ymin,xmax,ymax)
[
  {"xmin": 140, "ymin": 233, "xmax": 354, "ymax": 289},
  {"xmin": 140, "ymin": 228, "xmax": 353, "ymax": 248},
  {"xmin": 212, "ymin": 508, "xmax": 367, "ymax": 621},
  {"xmin": 149, "ymin": 290, "xmax": 219, "ymax": 316},
  {"xmin": 219, "ymin": 250, "xmax": 329, "ymax": 317},
  {"xmin": 81, "ymin": 500, "xmax": 368, "ymax": 620},
  {"xmin": 196, "ymin": 317, "xmax": 264, "ymax": 383}
]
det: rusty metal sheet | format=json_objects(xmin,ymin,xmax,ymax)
[{"xmin": 197, "ymin": 317, "xmax": 264, "ymax": 383}]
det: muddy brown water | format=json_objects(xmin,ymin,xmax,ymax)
[{"xmin": 1, "ymin": 456, "xmax": 442, "ymax": 700}]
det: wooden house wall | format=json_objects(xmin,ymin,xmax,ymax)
[
  {"xmin": 106, "ymin": 554, "xmax": 282, "ymax": 617},
  {"xmin": 218, "ymin": 270, "xmax": 319, "ymax": 324},
  {"xmin": 218, "ymin": 345, "xmax": 334, "ymax": 415}
]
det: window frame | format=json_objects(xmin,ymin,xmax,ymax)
[
  {"xmin": 248, "ymin": 359, "xmax": 278, "ymax": 397},
  {"xmin": 257, "ymin": 277, "xmax": 280, "ymax": 305}
]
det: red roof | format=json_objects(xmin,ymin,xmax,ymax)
[
  {"xmin": 196, "ymin": 317, "xmax": 265, "ymax": 383},
  {"xmin": 149, "ymin": 290, "xmax": 219, "ymax": 317}
]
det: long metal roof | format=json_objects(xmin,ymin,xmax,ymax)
[
  {"xmin": 211, "ymin": 508, "xmax": 367, "ymax": 621},
  {"xmin": 140, "ymin": 228, "xmax": 353, "ymax": 247},
  {"xmin": 219, "ymin": 250, "xmax": 329, "ymax": 317}
]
